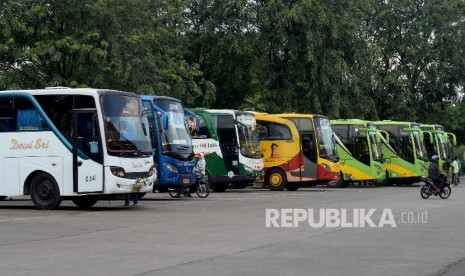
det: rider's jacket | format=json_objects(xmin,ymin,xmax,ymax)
[{"xmin": 428, "ymin": 162, "xmax": 440, "ymax": 180}]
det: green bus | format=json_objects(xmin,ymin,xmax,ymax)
[
  {"xmin": 331, "ymin": 119, "xmax": 386, "ymax": 186},
  {"xmin": 419, "ymin": 124, "xmax": 457, "ymax": 170},
  {"xmin": 186, "ymin": 108, "xmax": 264, "ymax": 192},
  {"xmin": 374, "ymin": 121, "xmax": 429, "ymax": 185}
]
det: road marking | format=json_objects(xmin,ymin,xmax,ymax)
[{"xmin": 0, "ymin": 216, "xmax": 50, "ymax": 222}]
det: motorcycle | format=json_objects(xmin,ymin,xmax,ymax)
[
  {"xmin": 168, "ymin": 171, "xmax": 210, "ymax": 198},
  {"xmin": 420, "ymin": 174, "xmax": 451, "ymax": 199}
]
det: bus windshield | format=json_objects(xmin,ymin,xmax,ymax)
[
  {"xmin": 101, "ymin": 94, "xmax": 152, "ymax": 156},
  {"xmin": 412, "ymin": 131, "xmax": 428, "ymax": 161},
  {"xmin": 154, "ymin": 99, "xmax": 193, "ymax": 159},
  {"xmin": 314, "ymin": 117, "xmax": 338, "ymax": 160},
  {"xmin": 368, "ymin": 131, "xmax": 383, "ymax": 162},
  {"xmin": 437, "ymin": 132, "xmax": 447, "ymax": 160},
  {"xmin": 236, "ymin": 112, "xmax": 262, "ymax": 159}
]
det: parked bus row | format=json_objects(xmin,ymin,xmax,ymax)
[{"xmin": 0, "ymin": 88, "xmax": 457, "ymax": 209}]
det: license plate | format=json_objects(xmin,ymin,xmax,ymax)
[{"xmin": 183, "ymin": 178, "xmax": 190, "ymax": 185}]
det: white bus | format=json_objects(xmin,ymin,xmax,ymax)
[{"xmin": 0, "ymin": 88, "xmax": 156, "ymax": 209}]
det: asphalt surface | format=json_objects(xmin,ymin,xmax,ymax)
[{"xmin": 1, "ymin": 181, "xmax": 465, "ymax": 276}]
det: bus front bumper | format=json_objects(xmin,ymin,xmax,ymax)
[{"xmin": 106, "ymin": 172, "xmax": 156, "ymax": 194}]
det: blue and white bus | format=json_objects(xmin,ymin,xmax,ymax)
[
  {"xmin": 141, "ymin": 95, "xmax": 196, "ymax": 192},
  {"xmin": 0, "ymin": 88, "xmax": 156, "ymax": 209}
]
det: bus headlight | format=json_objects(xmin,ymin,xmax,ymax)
[
  {"xmin": 110, "ymin": 166, "xmax": 126, "ymax": 178},
  {"xmin": 322, "ymin": 164, "xmax": 331, "ymax": 171},
  {"xmin": 149, "ymin": 166, "xmax": 157, "ymax": 176},
  {"xmin": 165, "ymin": 163, "xmax": 178, "ymax": 173}
]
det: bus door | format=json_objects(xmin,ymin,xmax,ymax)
[
  {"xmin": 72, "ymin": 109, "xmax": 104, "ymax": 193},
  {"xmin": 300, "ymin": 131, "xmax": 318, "ymax": 181},
  {"xmin": 216, "ymin": 115, "xmax": 240, "ymax": 175}
]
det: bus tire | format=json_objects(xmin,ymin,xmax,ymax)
[
  {"xmin": 211, "ymin": 183, "xmax": 228, "ymax": 192},
  {"xmin": 137, "ymin": 193, "xmax": 146, "ymax": 199},
  {"xmin": 326, "ymin": 173, "xmax": 345, "ymax": 188},
  {"xmin": 0, "ymin": 196, "xmax": 7, "ymax": 201},
  {"xmin": 72, "ymin": 196, "xmax": 99, "ymax": 209},
  {"xmin": 286, "ymin": 183, "xmax": 300, "ymax": 191},
  {"xmin": 266, "ymin": 168, "xmax": 287, "ymax": 191},
  {"xmin": 30, "ymin": 173, "xmax": 61, "ymax": 210}
]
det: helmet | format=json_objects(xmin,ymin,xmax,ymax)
[{"xmin": 431, "ymin": 155, "xmax": 439, "ymax": 161}]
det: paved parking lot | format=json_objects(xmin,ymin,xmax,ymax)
[{"xmin": 1, "ymin": 182, "xmax": 465, "ymax": 276}]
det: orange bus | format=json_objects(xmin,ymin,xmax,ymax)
[{"xmin": 256, "ymin": 113, "xmax": 340, "ymax": 190}]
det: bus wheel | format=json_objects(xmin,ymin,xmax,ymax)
[
  {"xmin": 72, "ymin": 196, "xmax": 99, "ymax": 209},
  {"xmin": 326, "ymin": 173, "xmax": 345, "ymax": 188},
  {"xmin": 266, "ymin": 168, "xmax": 287, "ymax": 191},
  {"xmin": 286, "ymin": 183, "xmax": 300, "ymax": 191},
  {"xmin": 211, "ymin": 183, "xmax": 228, "ymax": 192},
  {"xmin": 0, "ymin": 196, "xmax": 7, "ymax": 201},
  {"xmin": 30, "ymin": 173, "xmax": 61, "ymax": 210},
  {"xmin": 137, "ymin": 193, "xmax": 146, "ymax": 199}
]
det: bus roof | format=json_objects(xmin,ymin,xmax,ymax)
[
  {"xmin": 187, "ymin": 108, "xmax": 254, "ymax": 116},
  {"xmin": 0, "ymin": 87, "xmax": 138, "ymax": 97},
  {"xmin": 272, "ymin": 113, "xmax": 322, "ymax": 119},
  {"xmin": 254, "ymin": 113, "xmax": 300, "ymax": 137},
  {"xmin": 419, "ymin": 123, "xmax": 444, "ymax": 131},
  {"xmin": 331, "ymin": 119, "xmax": 373, "ymax": 126},
  {"xmin": 373, "ymin": 120, "xmax": 419, "ymax": 127},
  {"xmin": 252, "ymin": 112, "xmax": 326, "ymax": 118},
  {"xmin": 140, "ymin": 95, "xmax": 181, "ymax": 103}
]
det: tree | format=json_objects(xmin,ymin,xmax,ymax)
[{"xmin": 0, "ymin": 0, "xmax": 215, "ymax": 106}]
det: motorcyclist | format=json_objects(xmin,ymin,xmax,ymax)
[
  {"xmin": 428, "ymin": 155, "xmax": 444, "ymax": 194},
  {"xmin": 176, "ymin": 153, "xmax": 206, "ymax": 198},
  {"xmin": 196, "ymin": 152, "xmax": 206, "ymax": 176}
]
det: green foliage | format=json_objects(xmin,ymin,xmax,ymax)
[
  {"xmin": 1, "ymin": 0, "xmax": 465, "ymax": 142},
  {"xmin": 0, "ymin": 0, "xmax": 215, "ymax": 105}
]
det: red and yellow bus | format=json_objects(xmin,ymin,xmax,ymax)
[{"xmin": 256, "ymin": 113, "xmax": 340, "ymax": 190}]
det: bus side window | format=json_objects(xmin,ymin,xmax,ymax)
[
  {"xmin": 306, "ymin": 132, "xmax": 316, "ymax": 162},
  {"xmin": 34, "ymin": 95, "xmax": 74, "ymax": 140},
  {"xmin": 0, "ymin": 98, "xmax": 14, "ymax": 132},
  {"xmin": 193, "ymin": 116, "xmax": 210, "ymax": 139},
  {"xmin": 257, "ymin": 124, "xmax": 268, "ymax": 140},
  {"xmin": 77, "ymin": 112, "xmax": 102, "ymax": 164},
  {"xmin": 15, "ymin": 98, "xmax": 50, "ymax": 131}
]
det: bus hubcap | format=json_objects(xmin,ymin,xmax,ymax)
[
  {"xmin": 38, "ymin": 181, "xmax": 52, "ymax": 199},
  {"xmin": 270, "ymin": 174, "xmax": 282, "ymax": 186}
]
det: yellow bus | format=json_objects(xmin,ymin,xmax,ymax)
[{"xmin": 256, "ymin": 113, "xmax": 340, "ymax": 190}]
